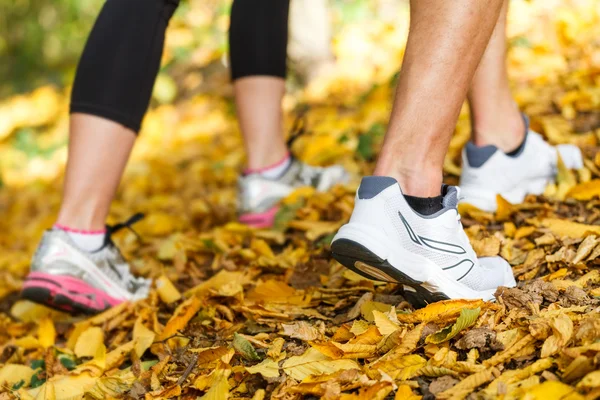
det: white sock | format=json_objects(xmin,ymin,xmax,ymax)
[
  {"xmin": 246, "ymin": 153, "xmax": 292, "ymax": 179},
  {"xmin": 53, "ymin": 224, "xmax": 106, "ymax": 252}
]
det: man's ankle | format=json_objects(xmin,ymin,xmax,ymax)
[
  {"xmin": 472, "ymin": 107, "xmax": 526, "ymax": 153},
  {"xmin": 373, "ymin": 167, "xmax": 442, "ymax": 198}
]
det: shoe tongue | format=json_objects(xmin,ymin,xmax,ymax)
[{"xmin": 442, "ymin": 185, "xmax": 460, "ymax": 209}]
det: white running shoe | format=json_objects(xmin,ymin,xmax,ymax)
[
  {"xmin": 238, "ymin": 157, "xmax": 349, "ymax": 228},
  {"xmin": 21, "ymin": 215, "xmax": 151, "ymax": 314},
  {"xmin": 460, "ymin": 118, "xmax": 583, "ymax": 211},
  {"xmin": 331, "ymin": 177, "xmax": 516, "ymax": 307}
]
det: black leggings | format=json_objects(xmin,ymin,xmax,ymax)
[{"xmin": 70, "ymin": 0, "xmax": 290, "ymax": 133}]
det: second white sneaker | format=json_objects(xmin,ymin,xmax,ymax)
[
  {"xmin": 460, "ymin": 117, "xmax": 583, "ymax": 211},
  {"xmin": 331, "ymin": 177, "xmax": 516, "ymax": 307}
]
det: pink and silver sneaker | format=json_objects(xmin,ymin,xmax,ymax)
[
  {"xmin": 21, "ymin": 215, "xmax": 150, "ymax": 314},
  {"xmin": 238, "ymin": 157, "xmax": 349, "ymax": 228}
]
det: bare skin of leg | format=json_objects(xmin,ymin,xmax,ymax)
[
  {"xmin": 468, "ymin": 0, "xmax": 524, "ymax": 151},
  {"xmin": 234, "ymin": 76, "xmax": 289, "ymax": 170},
  {"xmin": 55, "ymin": 113, "xmax": 136, "ymax": 230},
  {"xmin": 374, "ymin": 0, "xmax": 504, "ymax": 197}
]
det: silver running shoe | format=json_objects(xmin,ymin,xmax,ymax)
[
  {"xmin": 21, "ymin": 215, "xmax": 150, "ymax": 314},
  {"xmin": 238, "ymin": 157, "xmax": 349, "ymax": 228}
]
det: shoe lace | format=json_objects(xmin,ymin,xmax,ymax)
[
  {"xmin": 106, "ymin": 212, "xmax": 145, "ymax": 239},
  {"xmin": 286, "ymin": 105, "xmax": 309, "ymax": 149},
  {"xmin": 104, "ymin": 213, "xmax": 148, "ymax": 292}
]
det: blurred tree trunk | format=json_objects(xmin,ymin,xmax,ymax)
[{"xmin": 288, "ymin": 0, "xmax": 335, "ymax": 82}]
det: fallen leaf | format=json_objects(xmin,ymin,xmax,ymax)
[
  {"xmin": 245, "ymin": 358, "xmax": 280, "ymax": 379},
  {"xmin": 426, "ymin": 308, "xmax": 481, "ymax": 344},
  {"xmin": 282, "ymin": 348, "xmax": 359, "ymax": 381},
  {"xmin": 74, "ymin": 327, "xmax": 104, "ymax": 359},
  {"xmin": 232, "ymin": 333, "xmax": 261, "ymax": 361}
]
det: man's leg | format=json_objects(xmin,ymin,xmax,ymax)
[
  {"xmin": 468, "ymin": 0, "xmax": 524, "ymax": 151},
  {"xmin": 459, "ymin": 0, "xmax": 583, "ymax": 211},
  {"xmin": 332, "ymin": 0, "xmax": 516, "ymax": 307},
  {"xmin": 373, "ymin": 0, "xmax": 504, "ymax": 197}
]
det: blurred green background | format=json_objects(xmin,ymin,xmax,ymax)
[{"xmin": 0, "ymin": 0, "xmax": 394, "ymax": 98}]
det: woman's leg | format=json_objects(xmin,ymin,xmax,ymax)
[
  {"xmin": 229, "ymin": 0, "xmax": 349, "ymax": 228},
  {"xmin": 229, "ymin": 0, "xmax": 290, "ymax": 171},
  {"xmin": 57, "ymin": 0, "xmax": 179, "ymax": 232},
  {"xmin": 22, "ymin": 0, "xmax": 179, "ymax": 314}
]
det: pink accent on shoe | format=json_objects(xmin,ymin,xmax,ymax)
[
  {"xmin": 53, "ymin": 224, "xmax": 106, "ymax": 235},
  {"xmin": 239, "ymin": 206, "xmax": 279, "ymax": 228},
  {"xmin": 244, "ymin": 152, "xmax": 291, "ymax": 174},
  {"xmin": 23, "ymin": 272, "xmax": 122, "ymax": 312}
]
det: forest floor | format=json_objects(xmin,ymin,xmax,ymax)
[{"xmin": 1, "ymin": 1, "xmax": 600, "ymax": 399}]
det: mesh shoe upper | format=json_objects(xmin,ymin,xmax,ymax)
[
  {"xmin": 460, "ymin": 129, "xmax": 583, "ymax": 211},
  {"xmin": 238, "ymin": 157, "xmax": 349, "ymax": 214},
  {"xmin": 31, "ymin": 228, "xmax": 150, "ymax": 302},
  {"xmin": 337, "ymin": 177, "xmax": 515, "ymax": 296}
]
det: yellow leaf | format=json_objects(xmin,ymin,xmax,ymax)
[
  {"xmin": 133, "ymin": 318, "xmax": 156, "ymax": 357},
  {"xmin": 437, "ymin": 369, "xmax": 495, "ymax": 400},
  {"xmin": 282, "ymin": 186, "xmax": 316, "ymax": 205},
  {"xmin": 0, "ymin": 364, "xmax": 34, "ymax": 387},
  {"xmin": 156, "ymin": 274, "xmax": 182, "ymax": 304},
  {"xmin": 282, "ymin": 321, "xmax": 324, "ymax": 341},
  {"xmin": 250, "ymin": 238, "xmax": 274, "ymax": 258},
  {"xmin": 567, "ymin": 180, "xmax": 600, "ymax": 200},
  {"xmin": 395, "ymin": 384, "xmax": 422, "ymax": 400},
  {"xmin": 471, "ymin": 236, "xmax": 501, "ymax": 257},
  {"xmin": 288, "ymin": 220, "xmax": 344, "ymax": 241},
  {"xmin": 572, "ymin": 235, "xmax": 599, "ymax": 264},
  {"xmin": 86, "ymin": 370, "xmax": 137, "ymax": 399},
  {"xmin": 379, "ymin": 324, "xmax": 424, "ymax": 359},
  {"xmin": 252, "ymin": 389, "xmax": 265, "ymax": 400},
  {"xmin": 349, "ymin": 320, "xmax": 370, "ymax": 336},
  {"xmin": 245, "ymin": 358, "xmax": 280, "ymax": 379},
  {"xmin": 496, "ymin": 195, "xmax": 514, "ymax": 221},
  {"xmin": 373, "ymin": 354, "xmax": 427, "ymax": 380},
  {"xmin": 75, "ymin": 327, "xmax": 104, "ymax": 359},
  {"xmin": 196, "ymin": 367, "xmax": 231, "ymax": 400},
  {"xmin": 514, "ymin": 226, "xmax": 537, "ymax": 239},
  {"xmin": 372, "ymin": 310, "xmax": 400, "ymax": 335},
  {"xmin": 29, "ymin": 374, "xmax": 98, "ymax": 400},
  {"xmin": 503, "ymin": 223, "xmax": 516, "ymax": 240},
  {"xmin": 157, "ymin": 295, "xmax": 202, "ymax": 341},
  {"xmin": 396, "ymin": 299, "xmax": 484, "ymax": 324},
  {"xmin": 38, "ymin": 317, "xmax": 56, "ymax": 348},
  {"xmin": 525, "ymin": 381, "xmax": 582, "ymax": 400},
  {"xmin": 138, "ymin": 212, "xmax": 180, "ymax": 236},
  {"xmin": 538, "ymin": 218, "xmax": 600, "ymax": 239},
  {"xmin": 282, "ymin": 348, "xmax": 359, "ymax": 381},
  {"xmin": 247, "ymin": 280, "xmax": 308, "ymax": 305},
  {"xmin": 13, "ymin": 335, "xmax": 41, "ymax": 350},
  {"xmin": 105, "ymin": 340, "xmax": 135, "ymax": 370},
  {"xmin": 185, "ymin": 270, "xmax": 251, "ymax": 298},
  {"xmin": 350, "ymin": 326, "xmax": 383, "ymax": 345},
  {"xmin": 10, "ymin": 300, "xmax": 69, "ymax": 323},
  {"xmin": 360, "ymin": 301, "xmax": 392, "ymax": 322},
  {"xmin": 458, "ymin": 203, "xmax": 495, "ymax": 223},
  {"xmin": 577, "ymin": 370, "xmax": 600, "ymax": 389}
]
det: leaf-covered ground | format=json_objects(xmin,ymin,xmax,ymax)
[{"xmin": 2, "ymin": 1, "xmax": 600, "ymax": 399}]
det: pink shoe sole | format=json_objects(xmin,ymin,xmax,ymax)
[
  {"xmin": 21, "ymin": 272, "xmax": 122, "ymax": 314},
  {"xmin": 239, "ymin": 206, "xmax": 279, "ymax": 228}
]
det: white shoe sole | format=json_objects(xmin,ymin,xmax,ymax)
[{"xmin": 331, "ymin": 223, "xmax": 503, "ymax": 306}]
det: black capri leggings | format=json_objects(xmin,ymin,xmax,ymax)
[{"xmin": 70, "ymin": 0, "xmax": 290, "ymax": 133}]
